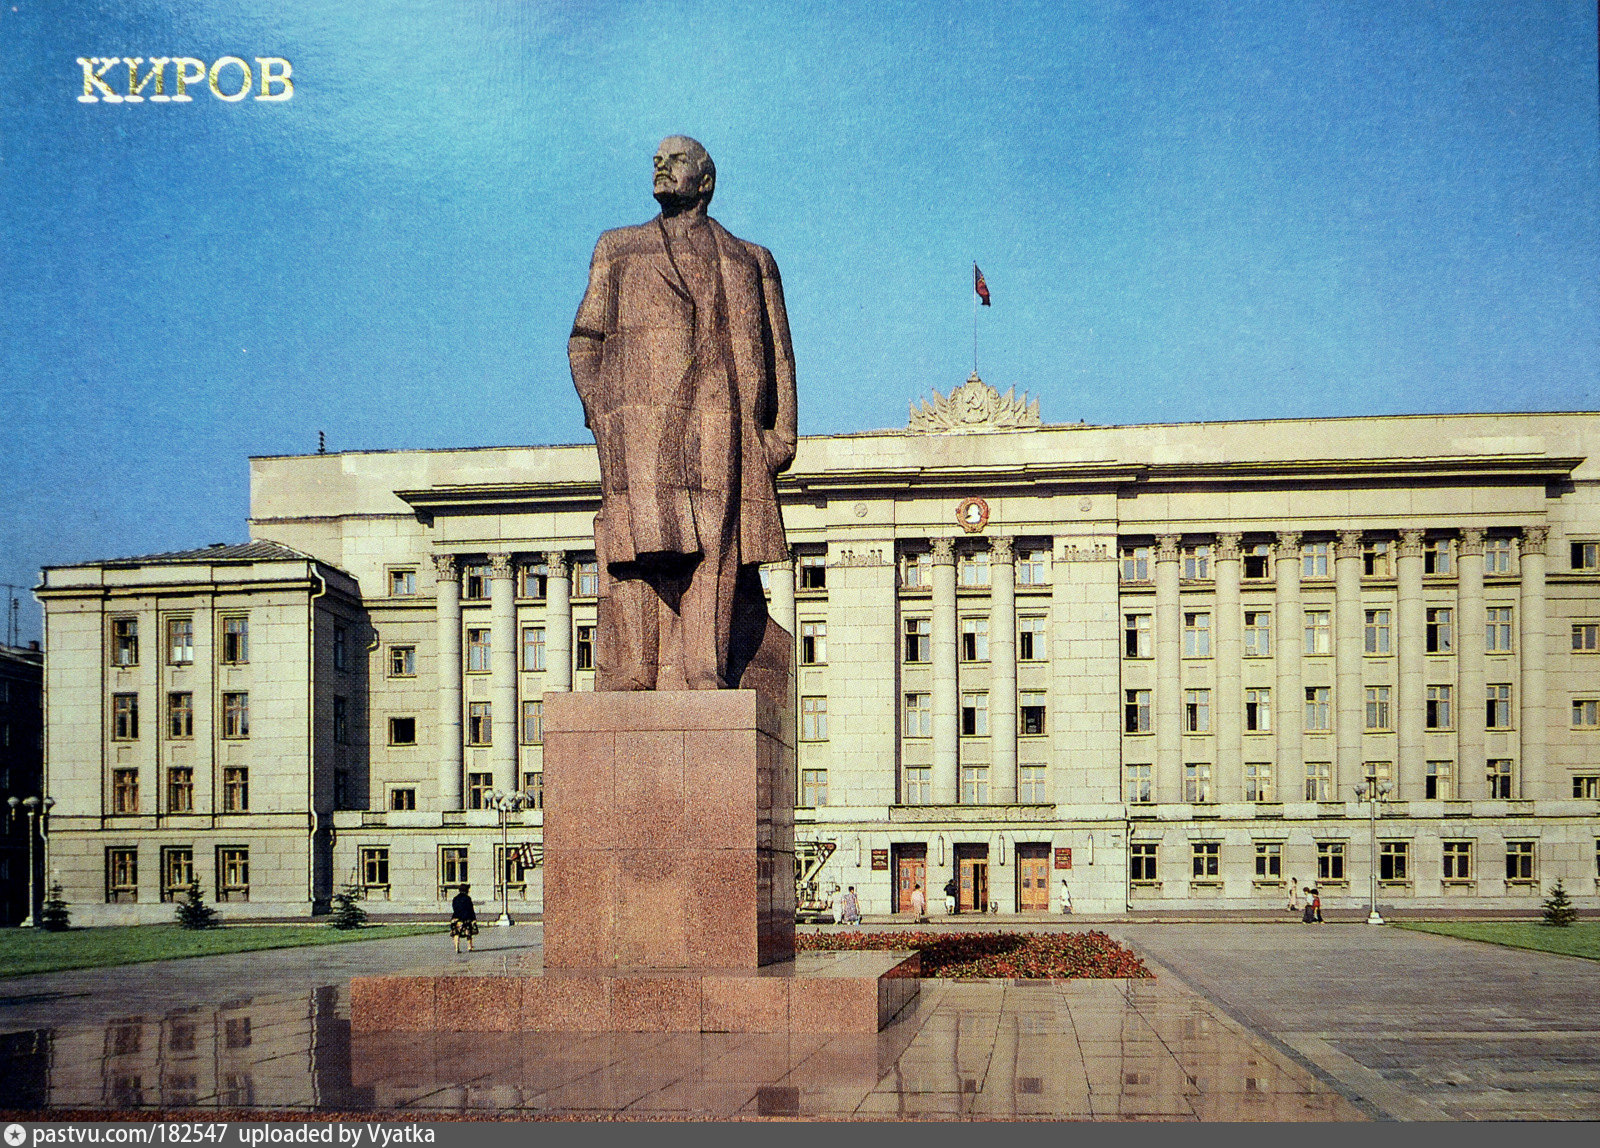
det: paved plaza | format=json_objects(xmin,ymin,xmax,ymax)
[{"xmin": 0, "ymin": 922, "xmax": 1594, "ymax": 1120}]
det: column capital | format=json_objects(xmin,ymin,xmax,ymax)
[
  {"xmin": 990, "ymin": 536, "xmax": 1015, "ymax": 562},
  {"xmin": 930, "ymin": 537, "xmax": 956, "ymax": 563},
  {"xmin": 1335, "ymin": 530, "xmax": 1363, "ymax": 558},
  {"xmin": 1520, "ymin": 525, "xmax": 1549, "ymax": 555},
  {"xmin": 1274, "ymin": 530, "xmax": 1302, "ymax": 557},
  {"xmin": 1215, "ymin": 532, "xmax": 1243, "ymax": 561},
  {"xmin": 488, "ymin": 554, "xmax": 516, "ymax": 580},
  {"xmin": 1398, "ymin": 529, "xmax": 1425, "ymax": 558},
  {"xmin": 1458, "ymin": 528, "xmax": 1486, "ymax": 556},
  {"xmin": 544, "ymin": 550, "xmax": 570, "ymax": 573},
  {"xmin": 432, "ymin": 554, "xmax": 460, "ymax": 581},
  {"xmin": 1154, "ymin": 535, "xmax": 1181, "ymax": 562}
]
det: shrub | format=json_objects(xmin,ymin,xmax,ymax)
[
  {"xmin": 37, "ymin": 883, "xmax": 71, "ymax": 932},
  {"xmin": 328, "ymin": 884, "xmax": 368, "ymax": 930},
  {"xmin": 175, "ymin": 883, "xmax": 221, "ymax": 929},
  {"xmin": 1542, "ymin": 878, "xmax": 1578, "ymax": 927}
]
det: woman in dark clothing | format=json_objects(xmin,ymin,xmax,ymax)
[{"xmin": 450, "ymin": 884, "xmax": 478, "ymax": 953}]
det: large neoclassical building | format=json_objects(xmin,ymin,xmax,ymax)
[{"xmin": 37, "ymin": 377, "xmax": 1600, "ymax": 922}]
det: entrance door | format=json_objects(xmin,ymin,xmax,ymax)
[
  {"xmin": 956, "ymin": 844, "xmax": 989, "ymax": 913},
  {"xmin": 893, "ymin": 844, "xmax": 927, "ymax": 914},
  {"xmin": 1016, "ymin": 844, "xmax": 1050, "ymax": 911}
]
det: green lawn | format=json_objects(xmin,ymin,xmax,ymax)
[
  {"xmin": 1394, "ymin": 921, "xmax": 1600, "ymax": 962},
  {"xmin": 0, "ymin": 923, "xmax": 441, "ymax": 979}
]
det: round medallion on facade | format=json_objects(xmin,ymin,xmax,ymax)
[
  {"xmin": 956, "ymin": 496, "xmax": 990, "ymax": 534},
  {"xmin": 853, "ymin": 502, "xmax": 869, "ymax": 518}
]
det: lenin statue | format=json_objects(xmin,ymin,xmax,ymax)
[{"xmin": 569, "ymin": 136, "xmax": 798, "ymax": 692}]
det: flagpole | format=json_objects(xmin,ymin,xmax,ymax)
[{"xmin": 973, "ymin": 277, "xmax": 979, "ymax": 375}]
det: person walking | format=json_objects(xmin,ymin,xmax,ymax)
[
  {"xmin": 450, "ymin": 884, "xmax": 478, "ymax": 953},
  {"xmin": 1287, "ymin": 877, "xmax": 1302, "ymax": 914},
  {"xmin": 943, "ymin": 876, "xmax": 958, "ymax": 916},
  {"xmin": 839, "ymin": 885, "xmax": 861, "ymax": 930},
  {"xmin": 1301, "ymin": 885, "xmax": 1316, "ymax": 923},
  {"xmin": 1311, "ymin": 888, "xmax": 1324, "ymax": 923},
  {"xmin": 910, "ymin": 884, "xmax": 927, "ymax": 924}
]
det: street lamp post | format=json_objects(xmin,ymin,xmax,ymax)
[
  {"xmin": 8, "ymin": 795, "xmax": 54, "ymax": 928},
  {"xmin": 1353, "ymin": 772, "xmax": 1392, "ymax": 926},
  {"xmin": 485, "ymin": 788, "xmax": 532, "ymax": 927}
]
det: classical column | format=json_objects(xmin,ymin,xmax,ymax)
[
  {"xmin": 1273, "ymin": 531, "xmax": 1304, "ymax": 791},
  {"xmin": 1457, "ymin": 529, "xmax": 1486, "ymax": 798},
  {"xmin": 1518, "ymin": 526, "xmax": 1549, "ymax": 796},
  {"xmin": 1154, "ymin": 535, "xmax": 1182, "ymax": 802},
  {"xmin": 1396, "ymin": 530, "xmax": 1426, "ymax": 801},
  {"xmin": 544, "ymin": 551, "xmax": 572, "ymax": 692},
  {"xmin": 931, "ymin": 538, "xmax": 959, "ymax": 804},
  {"xmin": 1214, "ymin": 533, "xmax": 1242, "ymax": 800},
  {"xmin": 989, "ymin": 538, "xmax": 1018, "ymax": 804},
  {"xmin": 1334, "ymin": 530, "xmax": 1364, "ymax": 799},
  {"xmin": 433, "ymin": 554, "xmax": 463, "ymax": 809},
  {"xmin": 489, "ymin": 554, "xmax": 519, "ymax": 793}
]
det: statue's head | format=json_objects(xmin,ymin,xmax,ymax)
[{"xmin": 653, "ymin": 136, "xmax": 715, "ymax": 211}]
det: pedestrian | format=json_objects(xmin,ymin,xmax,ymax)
[
  {"xmin": 839, "ymin": 885, "xmax": 861, "ymax": 929},
  {"xmin": 1060, "ymin": 880, "xmax": 1072, "ymax": 915},
  {"xmin": 910, "ymin": 884, "xmax": 927, "ymax": 924},
  {"xmin": 1301, "ymin": 885, "xmax": 1316, "ymax": 923},
  {"xmin": 1287, "ymin": 877, "xmax": 1301, "ymax": 914},
  {"xmin": 450, "ymin": 883, "xmax": 478, "ymax": 953},
  {"xmin": 1311, "ymin": 888, "xmax": 1323, "ymax": 923},
  {"xmin": 943, "ymin": 876, "xmax": 958, "ymax": 916}
]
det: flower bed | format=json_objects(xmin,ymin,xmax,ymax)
[{"xmin": 796, "ymin": 929, "xmax": 1151, "ymax": 979}]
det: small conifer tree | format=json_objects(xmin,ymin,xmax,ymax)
[
  {"xmin": 175, "ymin": 882, "xmax": 221, "ymax": 929},
  {"xmin": 37, "ymin": 882, "xmax": 71, "ymax": 932},
  {"xmin": 1542, "ymin": 878, "xmax": 1578, "ymax": 927},
  {"xmin": 328, "ymin": 883, "xmax": 368, "ymax": 929}
]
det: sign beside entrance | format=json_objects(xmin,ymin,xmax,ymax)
[
  {"xmin": 1054, "ymin": 847, "xmax": 1072, "ymax": 870},
  {"xmin": 870, "ymin": 849, "xmax": 889, "ymax": 871}
]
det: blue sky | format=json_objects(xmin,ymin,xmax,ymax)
[{"xmin": 2, "ymin": 0, "xmax": 1596, "ymax": 642}]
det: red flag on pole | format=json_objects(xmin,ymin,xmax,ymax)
[{"xmin": 973, "ymin": 263, "xmax": 991, "ymax": 306}]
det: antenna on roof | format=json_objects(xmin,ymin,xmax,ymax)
[{"xmin": 318, "ymin": 431, "xmax": 326, "ymax": 454}]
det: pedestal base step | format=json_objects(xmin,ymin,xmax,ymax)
[{"xmin": 351, "ymin": 950, "xmax": 919, "ymax": 1034}]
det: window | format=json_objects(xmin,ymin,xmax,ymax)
[
  {"xmin": 1124, "ymin": 613, "xmax": 1153, "ymax": 659},
  {"xmin": 1182, "ymin": 545, "xmax": 1211, "ymax": 580},
  {"xmin": 510, "ymin": 698, "xmax": 540, "ymax": 745},
  {"xmin": 1243, "ymin": 611, "xmax": 1271, "ymax": 657},
  {"xmin": 1184, "ymin": 689, "xmax": 1211, "ymax": 733},
  {"xmin": 960, "ymin": 692, "xmax": 988, "ymax": 736},
  {"xmin": 1484, "ymin": 537, "xmax": 1514, "ymax": 575},
  {"xmin": 466, "ymin": 773, "xmax": 493, "ymax": 810},
  {"xmin": 1362, "ymin": 540, "xmax": 1391, "ymax": 578},
  {"xmin": 112, "ymin": 617, "xmax": 139, "ymax": 666},
  {"xmin": 1426, "ymin": 761, "xmax": 1454, "ymax": 800},
  {"xmin": 1254, "ymin": 842, "xmax": 1282, "ymax": 879},
  {"xmin": 222, "ymin": 692, "xmax": 249, "ymax": 739},
  {"xmin": 1365, "ymin": 760, "xmax": 1395, "ymax": 797},
  {"xmin": 800, "ymin": 769, "xmax": 828, "ymax": 806},
  {"xmin": 901, "ymin": 550, "xmax": 931, "ymax": 588},
  {"xmin": 799, "ymin": 621, "xmax": 827, "ymax": 665},
  {"xmin": 1573, "ymin": 623, "xmax": 1599, "ymax": 652},
  {"xmin": 333, "ymin": 625, "xmax": 348, "ymax": 672},
  {"xmin": 168, "ymin": 692, "xmax": 193, "ymax": 738},
  {"xmin": 1130, "ymin": 843, "xmax": 1159, "ymax": 883},
  {"xmin": 904, "ymin": 693, "xmax": 931, "ymax": 737},
  {"xmin": 161, "ymin": 847, "xmax": 194, "ymax": 902},
  {"xmin": 519, "ymin": 561, "xmax": 548, "ymax": 599},
  {"xmin": 1125, "ymin": 689, "xmax": 1152, "ymax": 734},
  {"xmin": 1486, "ymin": 684, "xmax": 1512, "ymax": 729},
  {"xmin": 1425, "ymin": 608, "xmax": 1453, "ymax": 653},
  {"xmin": 960, "ymin": 764, "xmax": 990, "ymax": 804},
  {"xmin": 1120, "ymin": 545, "xmax": 1151, "ymax": 582},
  {"xmin": 1442, "ymin": 840, "xmax": 1473, "ymax": 881},
  {"xmin": 799, "ymin": 554, "xmax": 827, "ymax": 589},
  {"xmin": 333, "ymin": 697, "xmax": 349, "ymax": 744},
  {"xmin": 1304, "ymin": 610, "xmax": 1331, "ymax": 655},
  {"xmin": 1304, "ymin": 686, "xmax": 1331, "ymax": 731},
  {"xmin": 1243, "ymin": 543, "xmax": 1271, "ymax": 580},
  {"xmin": 166, "ymin": 618, "xmax": 194, "ymax": 665},
  {"xmin": 960, "ymin": 617, "xmax": 989, "ymax": 661},
  {"xmin": 1244, "ymin": 688, "xmax": 1271, "ymax": 732},
  {"xmin": 390, "ymin": 787, "xmax": 416, "ymax": 811},
  {"xmin": 222, "ymin": 767, "xmax": 248, "ymax": 812},
  {"xmin": 1245, "ymin": 763, "xmax": 1275, "ymax": 802},
  {"xmin": 524, "ymin": 772, "xmax": 544, "ymax": 809},
  {"xmin": 1573, "ymin": 775, "xmax": 1600, "ymax": 798},
  {"xmin": 1124, "ymin": 764, "xmax": 1152, "ymax": 804},
  {"xmin": 800, "ymin": 696, "xmax": 828, "ymax": 740},
  {"xmin": 1575, "ymin": 700, "xmax": 1600, "ymax": 729},
  {"xmin": 958, "ymin": 549, "xmax": 990, "ymax": 587},
  {"xmin": 574, "ymin": 560, "xmax": 599, "ymax": 597},
  {"xmin": 439, "ymin": 846, "xmax": 469, "ymax": 896},
  {"xmin": 214, "ymin": 620, "xmax": 250, "ymax": 671},
  {"xmin": 107, "ymin": 847, "xmax": 138, "ymax": 903},
  {"xmin": 1305, "ymin": 761, "xmax": 1332, "ymax": 801},
  {"xmin": 1426, "ymin": 685, "xmax": 1453, "ymax": 730},
  {"xmin": 1018, "ymin": 616, "xmax": 1046, "ymax": 661},
  {"xmin": 575, "ymin": 625, "xmax": 595, "ymax": 671},
  {"xmin": 1020, "ymin": 691, "xmax": 1047, "ymax": 736},
  {"xmin": 217, "ymin": 846, "xmax": 249, "ymax": 902},
  {"xmin": 1183, "ymin": 612, "xmax": 1211, "ymax": 658},
  {"xmin": 112, "ymin": 693, "xmax": 139, "ymax": 740},
  {"xmin": 1301, "ymin": 542, "xmax": 1330, "ymax": 579},
  {"xmin": 1316, "ymin": 841, "xmax": 1346, "ymax": 882},
  {"xmin": 467, "ymin": 702, "xmax": 492, "ymax": 746},
  {"xmin": 1486, "ymin": 758, "xmax": 1514, "ymax": 799},
  {"xmin": 493, "ymin": 843, "xmax": 531, "ymax": 899},
  {"xmin": 360, "ymin": 847, "xmax": 390, "ymax": 893},
  {"xmin": 1365, "ymin": 686, "xmax": 1392, "ymax": 731},
  {"xmin": 518, "ymin": 626, "xmax": 546, "ymax": 672},
  {"xmin": 389, "ymin": 716, "xmax": 416, "ymax": 746},
  {"xmin": 1379, "ymin": 841, "xmax": 1409, "ymax": 882},
  {"xmin": 113, "ymin": 768, "xmax": 140, "ymax": 814},
  {"xmin": 1424, "ymin": 539, "xmax": 1453, "ymax": 575},
  {"xmin": 1019, "ymin": 764, "xmax": 1047, "ymax": 802},
  {"xmin": 1486, "ymin": 607, "xmax": 1514, "ymax": 652},
  {"xmin": 1183, "ymin": 762, "xmax": 1213, "ymax": 803},
  {"xmin": 388, "ymin": 568, "xmax": 417, "ymax": 596},
  {"xmin": 466, "ymin": 629, "xmax": 491, "ymax": 673},
  {"xmin": 903, "ymin": 617, "xmax": 931, "ymax": 663},
  {"xmin": 389, "ymin": 645, "xmax": 416, "ymax": 677},
  {"xmin": 167, "ymin": 767, "xmax": 194, "ymax": 813},
  {"xmin": 1364, "ymin": 609, "xmax": 1391, "ymax": 654},
  {"xmin": 1017, "ymin": 548, "xmax": 1049, "ymax": 585},
  {"xmin": 1505, "ymin": 840, "xmax": 1535, "ymax": 883},
  {"xmin": 1191, "ymin": 842, "xmax": 1220, "ymax": 878},
  {"xmin": 1573, "ymin": 541, "xmax": 1600, "ymax": 571},
  {"xmin": 462, "ymin": 563, "xmax": 490, "ymax": 600},
  {"xmin": 903, "ymin": 766, "xmax": 931, "ymax": 805}
]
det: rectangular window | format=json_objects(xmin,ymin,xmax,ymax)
[
  {"xmin": 439, "ymin": 846, "xmax": 469, "ymax": 897},
  {"xmin": 1362, "ymin": 540, "xmax": 1391, "ymax": 578},
  {"xmin": 960, "ymin": 617, "xmax": 989, "ymax": 661},
  {"xmin": 1124, "ymin": 764, "xmax": 1152, "ymax": 804},
  {"xmin": 524, "ymin": 772, "xmax": 543, "ymax": 809},
  {"xmin": 161, "ymin": 846, "xmax": 194, "ymax": 902},
  {"xmin": 800, "ymin": 696, "xmax": 828, "ymax": 741},
  {"xmin": 519, "ymin": 561, "xmax": 548, "ymax": 599},
  {"xmin": 1424, "ymin": 539, "xmax": 1453, "ymax": 575},
  {"xmin": 1316, "ymin": 841, "xmax": 1346, "ymax": 882},
  {"xmin": 903, "ymin": 766, "xmax": 932, "ymax": 805},
  {"xmin": 1426, "ymin": 685, "xmax": 1453, "ymax": 730},
  {"xmin": 494, "ymin": 843, "xmax": 530, "ymax": 899},
  {"xmin": 167, "ymin": 767, "xmax": 194, "ymax": 813},
  {"xmin": 960, "ymin": 692, "xmax": 988, "ymax": 736},
  {"xmin": 1364, "ymin": 609, "xmax": 1392, "ymax": 654},
  {"xmin": 1254, "ymin": 841, "xmax": 1282, "ymax": 879},
  {"xmin": 1304, "ymin": 610, "xmax": 1331, "ymax": 655},
  {"xmin": 360, "ymin": 847, "xmax": 390, "ymax": 892},
  {"xmin": 1379, "ymin": 841, "xmax": 1409, "ymax": 882},
  {"xmin": 112, "ymin": 617, "xmax": 139, "ymax": 666},
  {"xmin": 388, "ymin": 568, "xmax": 417, "ymax": 596},
  {"xmin": 217, "ymin": 847, "xmax": 249, "ymax": 902},
  {"xmin": 107, "ymin": 847, "xmax": 138, "ymax": 903},
  {"xmin": 167, "ymin": 618, "xmax": 194, "ymax": 665},
  {"xmin": 574, "ymin": 560, "xmax": 599, "ymax": 597},
  {"xmin": 1425, "ymin": 608, "xmax": 1453, "ymax": 653},
  {"xmin": 1245, "ymin": 762, "xmax": 1275, "ymax": 802},
  {"xmin": 466, "ymin": 773, "xmax": 493, "ymax": 810},
  {"xmin": 1302, "ymin": 542, "xmax": 1330, "ymax": 579},
  {"xmin": 1184, "ymin": 688, "xmax": 1211, "ymax": 733},
  {"xmin": 900, "ymin": 550, "xmax": 931, "ymax": 588},
  {"xmin": 1124, "ymin": 613, "xmax": 1153, "ymax": 659},
  {"xmin": 1183, "ymin": 612, "xmax": 1212, "ymax": 658},
  {"xmin": 1484, "ymin": 538, "xmax": 1514, "ymax": 575},
  {"xmin": 799, "ymin": 554, "xmax": 827, "ymax": 589},
  {"xmin": 220, "ymin": 616, "xmax": 249, "ymax": 665},
  {"xmin": 389, "ymin": 645, "xmax": 416, "ymax": 677},
  {"xmin": 1018, "ymin": 616, "xmax": 1046, "ymax": 661},
  {"xmin": 1366, "ymin": 760, "xmax": 1395, "ymax": 796},
  {"xmin": 1182, "ymin": 545, "xmax": 1211, "ymax": 580},
  {"xmin": 390, "ymin": 787, "xmax": 417, "ymax": 810},
  {"xmin": 1305, "ymin": 761, "xmax": 1332, "ymax": 801},
  {"xmin": 1017, "ymin": 548, "xmax": 1049, "ymax": 585},
  {"xmin": 1571, "ymin": 540, "xmax": 1600, "ymax": 571},
  {"xmin": 903, "ymin": 617, "xmax": 931, "ymax": 663},
  {"xmin": 1130, "ymin": 843, "xmax": 1159, "ymax": 883},
  {"xmin": 466, "ymin": 629, "xmax": 491, "ymax": 673},
  {"xmin": 1020, "ymin": 690, "xmax": 1047, "ymax": 736},
  {"xmin": 958, "ymin": 549, "xmax": 990, "ymax": 587},
  {"xmin": 462, "ymin": 563, "xmax": 490, "ymax": 600},
  {"xmin": 1487, "ymin": 758, "xmax": 1514, "ymax": 799},
  {"xmin": 1243, "ymin": 543, "xmax": 1271, "ymax": 580},
  {"xmin": 167, "ymin": 692, "xmax": 193, "ymax": 739},
  {"xmin": 1243, "ymin": 611, "xmax": 1271, "ymax": 657},
  {"xmin": 960, "ymin": 764, "xmax": 990, "ymax": 804},
  {"xmin": 1305, "ymin": 686, "xmax": 1331, "ymax": 731},
  {"xmin": 333, "ymin": 625, "xmax": 348, "ymax": 672},
  {"xmin": 389, "ymin": 716, "xmax": 416, "ymax": 746},
  {"xmin": 1426, "ymin": 760, "xmax": 1455, "ymax": 800},
  {"xmin": 467, "ymin": 702, "xmax": 492, "ymax": 746},
  {"xmin": 799, "ymin": 621, "xmax": 827, "ymax": 665},
  {"xmin": 222, "ymin": 767, "xmax": 249, "ymax": 812},
  {"xmin": 333, "ymin": 697, "xmax": 349, "ymax": 744},
  {"xmin": 1572, "ymin": 775, "xmax": 1600, "ymax": 799},
  {"xmin": 521, "ymin": 700, "xmax": 543, "ymax": 744},
  {"xmin": 1018, "ymin": 764, "xmax": 1047, "ymax": 802},
  {"xmin": 112, "ymin": 693, "xmax": 139, "ymax": 740},
  {"xmin": 1486, "ymin": 607, "xmax": 1514, "ymax": 652},
  {"xmin": 1191, "ymin": 842, "xmax": 1220, "ymax": 878},
  {"xmin": 1486, "ymin": 683, "xmax": 1512, "ymax": 729},
  {"xmin": 222, "ymin": 692, "xmax": 249, "ymax": 739},
  {"xmin": 800, "ymin": 768, "xmax": 828, "ymax": 806},
  {"xmin": 1184, "ymin": 762, "xmax": 1213, "ymax": 803},
  {"xmin": 1442, "ymin": 840, "xmax": 1473, "ymax": 881},
  {"xmin": 575, "ymin": 625, "xmax": 595, "ymax": 671},
  {"xmin": 1574, "ymin": 699, "xmax": 1600, "ymax": 728},
  {"xmin": 1505, "ymin": 840, "xmax": 1535, "ymax": 882},
  {"xmin": 113, "ymin": 768, "xmax": 139, "ymax": 814},
  {"xmin": 904, "ymin": 692, "xmax": 931, "ymax": 738},
  {"xmin": 521, "ymin": 627, "xmax": 546, "ymax": 672},
  {"xmin": 1573, "ymin": 623, "xmax": 1599, "ymax": 652},
  {"xmin": 1365, "ymin": 686, "xmax": 1392, "ymax": 731},
  {"xmin": 1125, "ymin": 689, "xmax": 1152, "ymax": 734},
  {"xmin": 1245, "ymin": 688, "xmax": 1271, "ymax": 732},
  {"xmin": 1120, "ymin": 545, "xmax": 1151, "ymax": 582}
]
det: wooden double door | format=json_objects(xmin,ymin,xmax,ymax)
[
  {"xmin": 1016, "ymin": 844, "xmax": 1051, "ymax": 911},
  {"xmin": 955, "ymin": 844, "xmax": 989, "ymax": 913},
  {"xmin": 894, "ymin": 844, "xmax": 926, "ymax": 913}
]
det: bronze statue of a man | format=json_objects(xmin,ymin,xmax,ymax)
[{"xmin": 569, "ymin": 136, "xmax": 797, "ymax": 691}]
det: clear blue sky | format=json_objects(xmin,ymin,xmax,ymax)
[{"xmin": 2, "ymin": 1, "xmax": 1596, "ymax": 642}]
